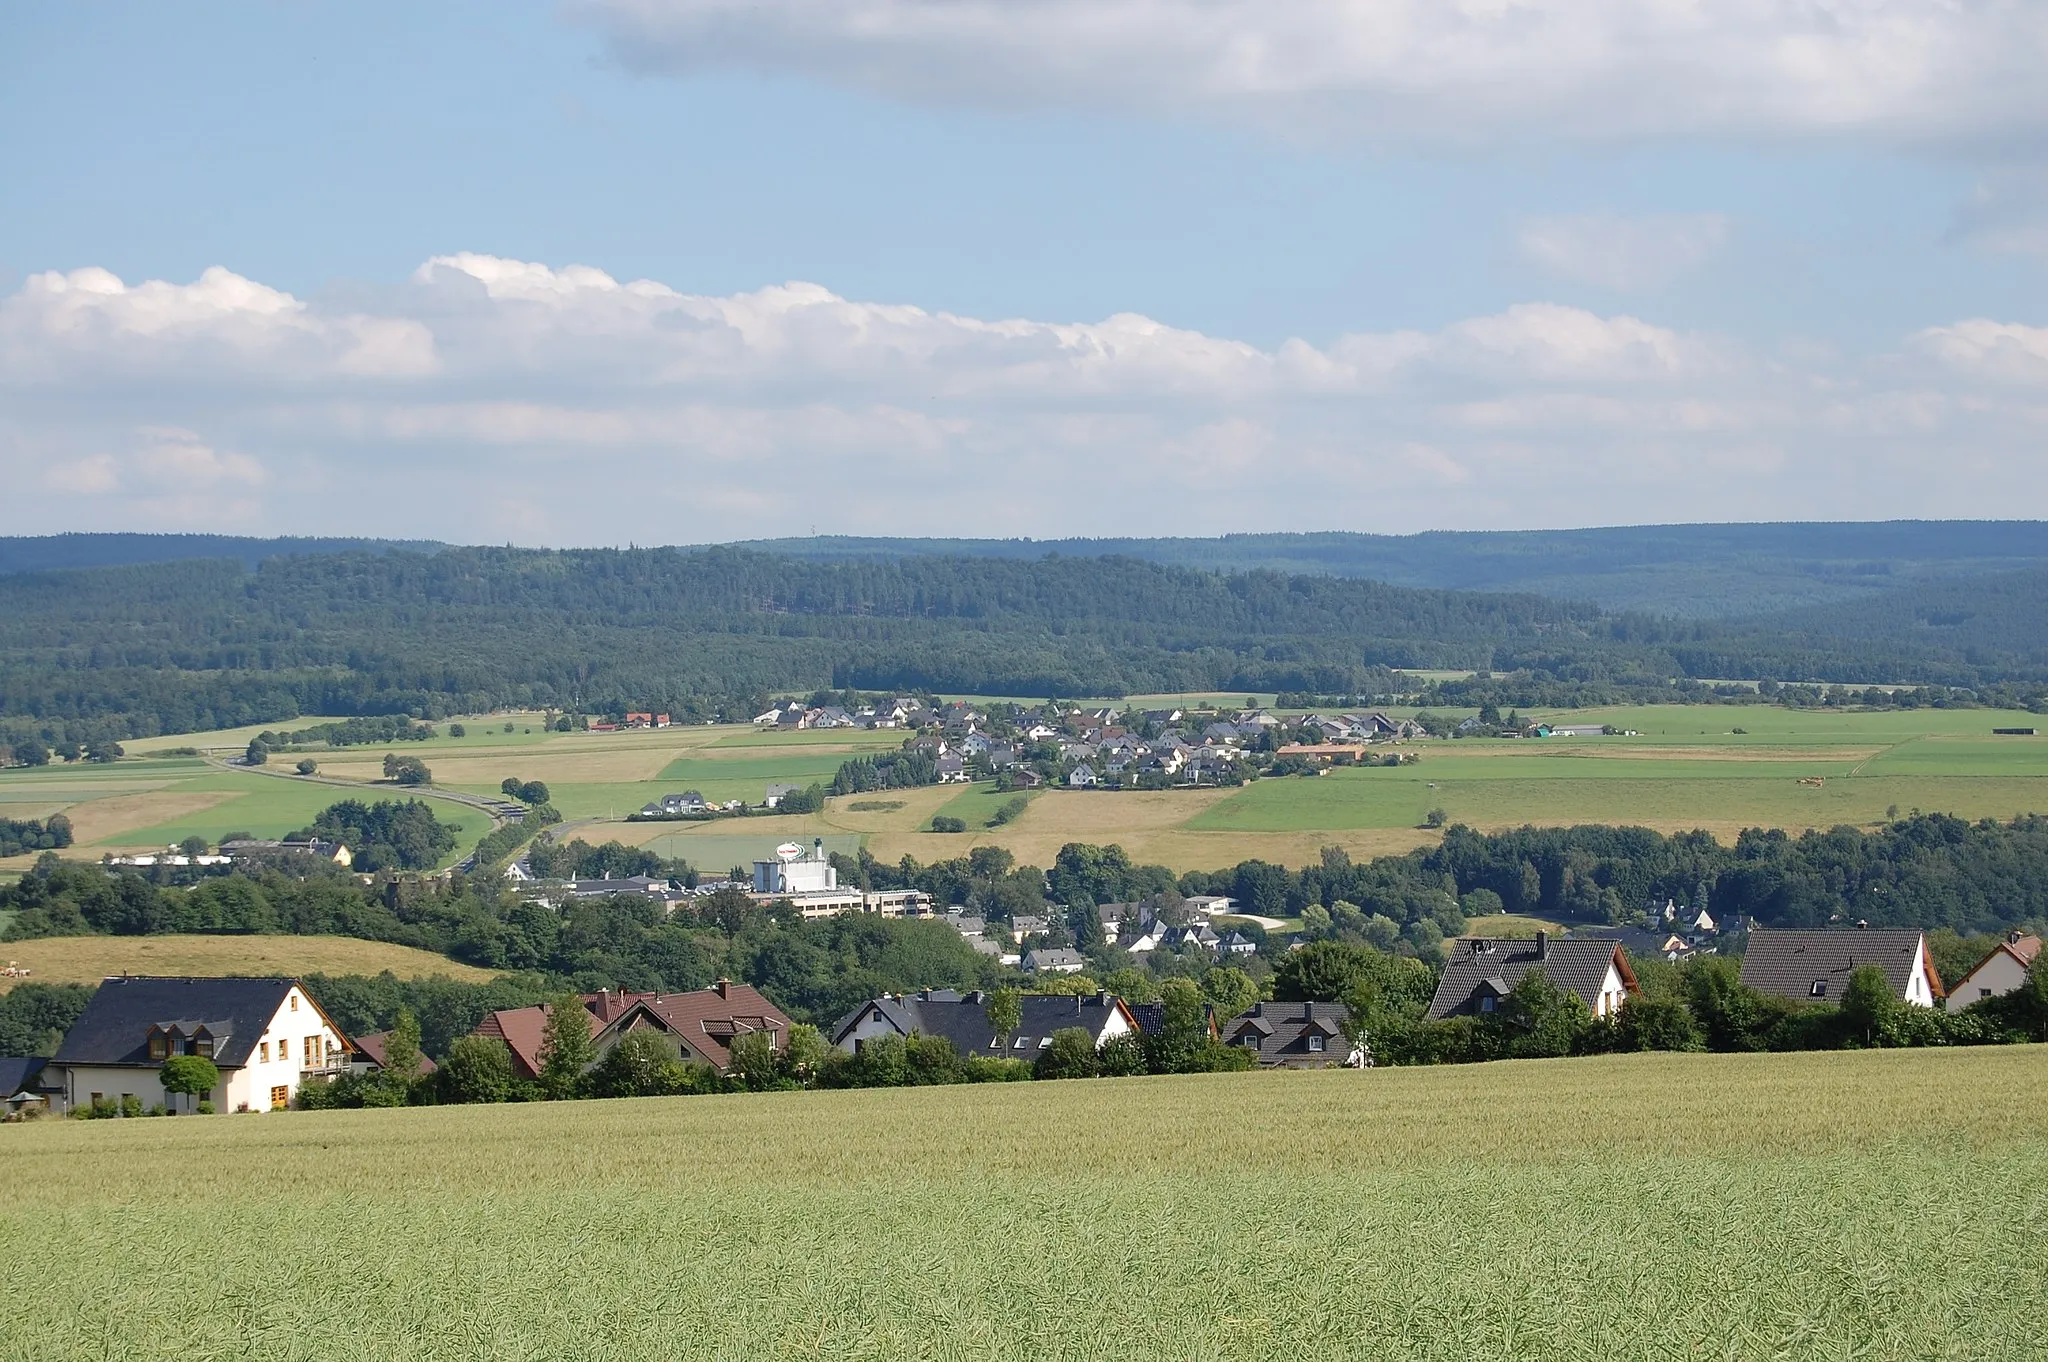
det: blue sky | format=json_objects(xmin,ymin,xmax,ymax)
[{"xmin": 4, "ymin": 1, "xmax": 2047, "ymax": 543}]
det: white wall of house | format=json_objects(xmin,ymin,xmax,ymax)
[
  {"xmin": 1592, "ymin": 962, "xmax": 1630, "ymax": 1018},
  {"xmin": 1947, "ymin": 949, "xmax": 2031, "ymax": 1009},
  {"xmin": 1906, "ymin": 941, "xmax": 1939, "ymax": 1008},
  {"xmin": 833, "ymin": 1007, "xmax": 909, "ymax": 1054}
]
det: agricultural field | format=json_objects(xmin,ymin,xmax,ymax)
[
  {"xmin": 0, "ymin": 757, "xmax": 493, "ymax": 872},
  {"xmin": 0, "ymin": 934, "xmax": 498, "ymax": 994},
  {"xmin": 2, "ymin": 1046, "xmax": 2042, "ymax": 1359},
  {"xmin": 14, "ymin": 703, "xmax": 2048, "ymax": 876}
]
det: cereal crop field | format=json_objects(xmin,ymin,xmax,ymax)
[
  {"xmin": 2, "ymin": 1046, "xmax": 2042, "ymax": 1360},
  {"xmin": 0, "ymin": 934, "xmax": 497, "ymax": 994}
]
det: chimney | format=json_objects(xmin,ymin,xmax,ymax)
[
  {"xmin": 2011, "ymin": 930, "xmax": 2025, "ymax": 945},
  {"xmin": 1094, "ymin": 990, "xmax": 1111, "ymax": 1007},
  {"xmin": 1535, "ymin": 931, "xmax": 1549, "ymax": 960},
  {"xmin": 713, "ymin": 978, "xmax": 731, "ymax": 1000}
]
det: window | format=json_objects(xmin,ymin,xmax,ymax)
[
  {"xmin": 289, "ymin": 995, "xmax": 299, "ymax": 1012},
  {"xmin": 1011, "ymin": 1037, "xmax": 1028, "ymax": 1050},
  {"xmin": 1240, "ymin": 1033, "xmax": 1260, "ymax": 1047},
  {"xmin": 1479, "ymin": 996, "xmax": 1496, "ymax": 1013},
  {"xmin": 307, "ymin": 1036, "xmax": 322, "ymax": 1066},
  {"xmin": 269, "ymin": 1085, "xmax": 289, "ymax": 1110},
  {"xmin": 1809, "ymin": 981, "xmax": 1828, "ymax": 998},
  {"xmin": 1981, "ymin": 987, "xmax": 1993, "ymax": 1000},
  {"xmin": 260, "ymin": 1042, "xmax": 270, "ymax": 1063},
  {"xmin": 148, "ymin": 1034, "xmax": 168, "ymax": 1060},
  {"xmin": 278, "ymin": 1037, "xmax": 290, "ymax": 1061},
  {"xmin": 195, "ymin": 1037, "xmax": 213, "ymax": 1058},
  {"xmin": 1307, "ymin": 1035, "xmax": 1326, "ymax": 1052},
  {"xmin": 1038, "ymin": 1036, "xmax": 1054, "ymax": 1049}
]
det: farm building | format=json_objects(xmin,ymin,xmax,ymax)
[
  {"xmin": 1738, "ymin": 929, "xmax": 1943, "ymax": 1007},
  {"xmin": 41, "ymin": 975, "xmax": 352, "ymax": 1115},
  {"xmin": 1425, "ymin": 934, "xmax": 1638, "ymax": 1021}
]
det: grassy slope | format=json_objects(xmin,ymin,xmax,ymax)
[
  {"xmin": 3, "ymin": 1047, "xmax": 2042, "ymax": 1359},
  {"xmin": 0, "ymin": 934, "xmax": 496, "ymax": 993}
]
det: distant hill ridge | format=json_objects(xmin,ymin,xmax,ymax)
[
  {"xmin": 0, "ymin": 533, "xmax": 443, "ymax": 576},
  {"xmin": 739, "ymin": 523, "xmax": 2048, "ymax": 618}
]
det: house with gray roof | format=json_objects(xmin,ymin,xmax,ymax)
[
  {"xmin": 1023, "ymin": 947, "xmax": 1087, "ymax": 974},
  {"xmin": 1221, "ymin": 1001, "xmax": 1357, "ymax": 1067},
  {"xmin": 1425, "ymin": 933, "xmax": 1638, "ymax": 1021},
  {"xmin": 1738, "ymin": 928, "xmax": 1943, "ymax": 1008},
  {"xmin": 43, "ymin": 976, "xmax": 353, "ymax": 1115},
  {"xmin": 827, "ymin": 989, "xmax": 1137, "ymax": 1058}
]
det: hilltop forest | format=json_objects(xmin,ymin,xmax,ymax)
[{"xmin": 2, "ymin": 544, "xmax": 2048, "ymax": 745}]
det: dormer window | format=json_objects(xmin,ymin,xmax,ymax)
[
  {"xmin": 1307, "ymin": 1035, "xmax": 1325, "ymax": 1052},
  {"xmin": 148, "ymin": 1033, "xmax": 169, "ymax": 1060},
  {"xmin": 1479, "ymin": 996, "xmax": 1497, "ymax": 1013},
  {"xmin": 194, "ymin": 1037, "xmax": 214, "ymax": 1058}
]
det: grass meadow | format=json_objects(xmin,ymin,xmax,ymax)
[
  {"xmin": 0, "ymin": 934, "xmax": 498, "ymax": 993},
  {"xmin": 1, "ymin": 1046, "xmax": 2042, "ymax": 1360},
  {"xmin": 12, "ymin": 704, "xmax": 2048, "ymax": 875}
]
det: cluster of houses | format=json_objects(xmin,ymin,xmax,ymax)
[
  {"xmin": 106, "ymin": 837, "xmax": 354, "ymax": 871},
  {"xmin": 2, "ymin": 924, "xmax": 2035, "ymax": 1116}
]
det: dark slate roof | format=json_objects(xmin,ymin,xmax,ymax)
[
  {"xmin": 1738, "ymin": 929, "xmax": 1934, "ymax": 1003},
  {"xmin": 0, "ymin": 1056, "xmax": 46, "ymax": 1097},
  {"xmin": 1426, "ymin": 936, "xmax": 1633, "ymax": 1020},
  {"xmin": 1220, "ymin": 1001, "xmax": 1351, "ymax": 1066},
  {"xmin": 50, "ymin": 976, "xmax": 299, "ymax": 1070},
  {"xmin": 830, "ymin": 991, "xmax": 1130, "ymax": 1058}
]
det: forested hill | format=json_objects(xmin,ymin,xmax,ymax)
[
  {"xmin": 0, "ymin": 548, "xmax": 1622, "ymax": 737},
  {"xmin": 743, "ymin": 522, "xmax": 2048, "ymax": 618},
  {"xmin": 2, "ymin": 545, "xmax": 2046, "ymax": 744},
  {"xmin": 0, "ymin": 533, "xmax": 440, "ymax": 575}
]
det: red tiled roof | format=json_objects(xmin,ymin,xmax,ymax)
[
  {"xmin": 471, "ymin": 984, "xmax": 791, "ymax": 1077},
  {"xmin": 354, "ymin": 1030, "xmax": 438, "ymax": 1076}
]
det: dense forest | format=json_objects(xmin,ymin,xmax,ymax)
[
  {"xmin": 5, "ymin": 544, "xmax": 2048, "ymax": 746},
  {"xmin": 747, "ymin": 522, "xmax": 2048, "ymax": 617}
]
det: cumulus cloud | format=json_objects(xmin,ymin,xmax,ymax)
[
  {"xmin": 574, "ymin": 0, "xmax": 2048, "ymax": 145},
  {"xmin": 3, "ymin": 254, "xmax": 2046, "ymax": 540},
  {"xmin": 1517, "ymin": 214, "xmax": 1731, "ymax": 291}
]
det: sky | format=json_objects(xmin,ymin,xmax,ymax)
[{"xmin": 3, "ymin": 1, "xmax": 2047, "ymax": 545}]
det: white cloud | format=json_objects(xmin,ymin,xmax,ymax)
[
  {"xmin": 1517, "ymin": 213, "xmax": 1731, "ymax": 291},
  {"xmin": 574, "ymin": 0, "xmax": 2048, "ymax": 145},
  {"xmin": 4, "ymin": 254, "xmax": 2048, "ymax": 540}
]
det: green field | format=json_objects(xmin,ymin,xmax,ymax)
[
  {"xmin": 15, "ymin": 703, "xmax": 2048, "ymax": 874},
  {"xmin": 3, "ymin": 1047, "xmax": 2042, "ymax": 1359}
]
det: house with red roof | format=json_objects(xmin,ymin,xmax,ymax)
[
  {"xmin": 472, "ymin": 981, "xmax": 791, "ymax": 1080},
  {"xmin": 1947, "ymin": 932, "xmax": 2042, "ymax": 1011}
]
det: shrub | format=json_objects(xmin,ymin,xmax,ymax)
[
  {"xmin": 439, "ymin": 1035, "xmax": 519, "ymax": 1104},
  {"xmin": 930, "ymin": 816, "xmax": 967, "ymax": 833},
  {"xmin": 295, "ymin": 758, "xmax": 318, "ymax": 775}
]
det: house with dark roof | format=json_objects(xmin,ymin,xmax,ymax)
[
  {"xmin": 1947, "ymin": 932, "xmax": 2042, "ymax": 1010},
  {"xmin": 828, "ymin": 989, "xmax": 1137, "ymax": 1059},
  {"xmin": 1425, "ymin": 934, "xmax": 1638, "ymax": 1021},
  {"xmin": 43, "ymin": 976, "xmax": 353, "ymax": 1115},
  {"xmin": 0, "ymin": 1056, "xmax": 49, "ymax": 1115},
  {"xmin": 1738, "ymin": 928, "xmax": 1943, "ymax": 1008},
  {"xmin": 472, "ymin": 981, "xmax": 792, "ymax": 1079},
  {"xmin": 1221, "ymin": 1001, "xmax": 1358, "ymax": 1067}
]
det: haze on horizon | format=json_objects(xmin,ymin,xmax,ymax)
[{"xmin": 4, "ymin": 2, "xmax": 2047, "ymax": 546}]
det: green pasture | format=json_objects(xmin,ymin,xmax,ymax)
[
  {"xmin": 1522, "ymin": 702, "xmax": 2048, "ymax": 744},
  {"xmin": 931, "ymin": 784, "xmax": 1040, "ymax": 829},
  {"xmin": 3, "ymin": 1047, "xmax": 2042, "ymax": 1360}
]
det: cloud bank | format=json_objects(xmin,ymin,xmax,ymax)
[
  {"xmin": 4, "ymin": 254, "xmax": 2045, "ymax": 541},
  {"xmin": 577, "ymin": 0, "xmax": 2048, "ymax": 145}
]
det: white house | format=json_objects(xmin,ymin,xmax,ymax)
[
  {"xmin": 1947, "ymin": 932, "xmax": 2042, "ymax": 1010},
  {"xmin": 1067, "ymin": 763, "xmax": 1099, "ymax": 788},
  {"xmin": 1738, "ymin": 928, "xmax": 1944, "ymax": 1008},
  {"xmin": 1023, "ymin": 947, "xmax": 1088, "ymax": 974},
  {"xmin": 44, "ymin": 976, "xmax": 352, "ymax": 1115}
]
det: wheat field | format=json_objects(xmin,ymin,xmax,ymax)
[{"xmin": 2, "ymin": 1046, "xmax": 2042, "ymax": 1360}]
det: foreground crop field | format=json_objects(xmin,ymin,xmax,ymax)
[
  {"xmin": 2, "ymin": 1047, "xmax": 2042, "ymax": 1360},
  {"xmin": 0, "ymin": 934, "xmax": 498, "ymax": 993},
  {"xmin": 15, "ymin": 703, "xmax": 2048, "ymax": 874}
]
